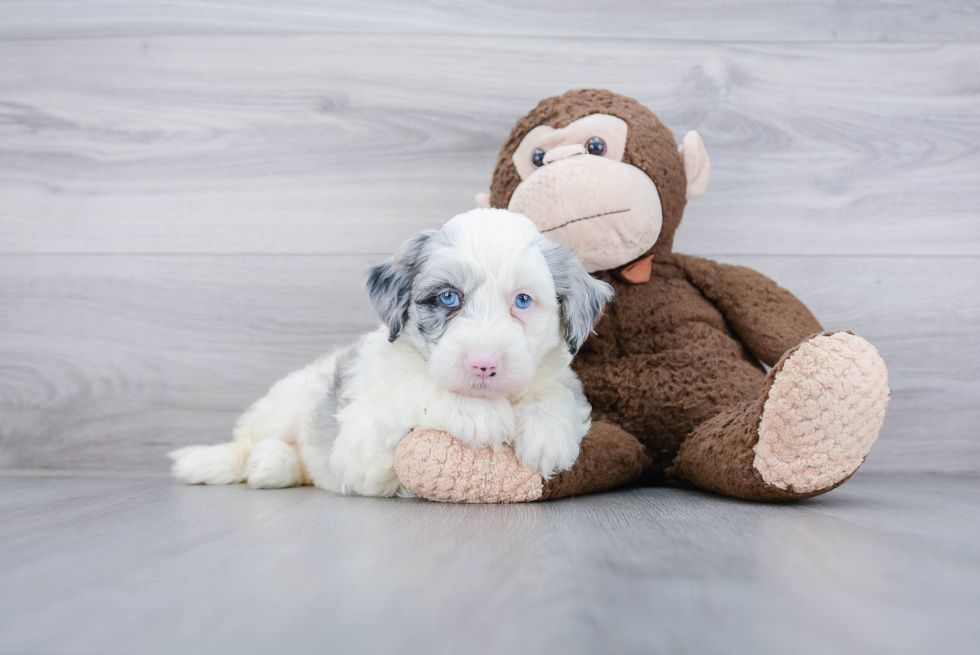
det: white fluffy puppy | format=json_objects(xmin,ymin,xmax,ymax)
[{"xmin": 170, "ymin": 209, "xmax": 613, "ymax": 496}]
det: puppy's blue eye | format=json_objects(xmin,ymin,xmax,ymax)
[
  {"xmin": 439, "ymin": 291, "xmax": 459, "ymax": 307},
  {"xmin": 514, "ymin": 293, "xmax": 532, "ymax": 309}
]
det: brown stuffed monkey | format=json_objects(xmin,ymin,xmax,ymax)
[{"xmin": 393, "ymin": 89, "xmax": 889, "ymax": 503}]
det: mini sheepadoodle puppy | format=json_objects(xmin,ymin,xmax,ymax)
[{"xmin": 170, "ymin": 209, "xmax": 613, "ymax": 496}]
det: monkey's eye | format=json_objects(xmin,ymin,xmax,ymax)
[
  {"xmin": 586, "ymin": 137, "xmax": 606, "ymax": 156},
  {"xmin": 439, "ymin": 290, "xmax": 460, "ymax": 308},
  {"xmin": 531, "ymin": 149, "xmax": 546, "ymax": 167}
]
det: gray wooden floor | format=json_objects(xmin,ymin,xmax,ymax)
[{"xmin": 1, "ymin": 472, "xmax": 977, "ymax": 655}]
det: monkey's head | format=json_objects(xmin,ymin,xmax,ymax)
[{"xmin": 484, "ymin": 89, "xmax": 710, "ymax": 276}]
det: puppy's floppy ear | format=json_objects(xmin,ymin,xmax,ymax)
[
  {"xmin": 367, "ymin": 230, "xmax": 434, "ymax": 342},
  {"xmin": 537, "ymin": 238, "xmax": 614, "ymax": 354}
]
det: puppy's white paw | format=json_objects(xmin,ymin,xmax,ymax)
[
  {"xmin": 245, "ymin": 439, "xmax": 304, "ymax": 489},
  {"xmin": 437, "ymin": 397, "xmax": 515, "ymax": 449},
  {"xmin": 169, "ymin": 444, "xmax": 247, "ymax": 485},
  {"xmin": 513, "ymin": 412, "xmax": 581, "ymax": 480}
]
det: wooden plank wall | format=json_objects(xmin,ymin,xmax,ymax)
[{"xmin": 1, "ymin": 1, "xmax": 978, "ymax": 472}]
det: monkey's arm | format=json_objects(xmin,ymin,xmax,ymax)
[
  {"xmin": 393, "ymin": 422, "xmax": 648, "ymax": 503},
  {"xmin": 671, "ymin": 253, "xmax": 822, "ymax": 367}
]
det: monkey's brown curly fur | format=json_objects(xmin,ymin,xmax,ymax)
[
  {"xmin": 490, "ymin": 90, "xmax": 827, "ymax": 500},
  {"xmin": 396, "ymin": 90, "xmax": 886, "ymax": 503}
]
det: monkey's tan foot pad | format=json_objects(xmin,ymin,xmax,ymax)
[
  {"xmin": 754, "ymin": 332, "xmax": 889, "ymax": 495},
  {"xmin": 394, "ymin": 422, "xmax": 648, "ymax": 503}
]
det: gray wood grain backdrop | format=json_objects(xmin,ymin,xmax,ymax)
[{"xmin": 1, "ymin": 1, "xmax": 978, "ymax": 473}]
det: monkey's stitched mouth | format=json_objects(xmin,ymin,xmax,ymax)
[{"xmin": 541, "ymin": 208, "xmax": 630, "ymax": 233}]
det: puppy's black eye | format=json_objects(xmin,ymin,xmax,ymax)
[
  {"xmin": 586, "ymin": 137, "xmax": 605, "ymax": 156},
  {"xmin": 532, "ymin": 149, "xmax": 546, "ymax": 167}
]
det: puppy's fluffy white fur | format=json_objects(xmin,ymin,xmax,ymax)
[{"xmin": 170, "ymin": 209, "xmax": 612, "ymax": 496}]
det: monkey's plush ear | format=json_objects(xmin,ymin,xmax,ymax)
[
  {"xmin": 475, "ymin": 192, "xmax": 491, "ymax": 208},
  {"xmin": 366, "ymin": 231, "xmax": 433, "ymax": 342},
  {"xmin": 678, "ymin": 130, "xmax": 711, "ymax": 200},
  {"xmin": 538, "ymin": 238, "xmax": 615, "ymax": 354}
]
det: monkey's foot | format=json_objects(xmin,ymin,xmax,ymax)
[
  {"xmin": 670, "ymin": 331, "xmax": 889, "ymax": 501},
  {"xmin": 752, "ymin": 331, "xmax": 889, "ymax": 494},
  {"xmin": 393, "ymin": 422, "xmax": 648, "ymax": 503}
]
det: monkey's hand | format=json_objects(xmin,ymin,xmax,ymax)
[{"xmin": 392, "ymin": 422, "xmax": 648, "ymax": 503}]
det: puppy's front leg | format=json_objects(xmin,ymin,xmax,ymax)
[
  {"xmin": 327, "ymin": 401, "xmax": 415, "ymax": 498},
  {"xmin": 513, "ymin": 382, "xmax": 590, "ymax": 479},
  {"xmin": 419, "ymin": 392, "xmax": 516, "ymax": 450}
]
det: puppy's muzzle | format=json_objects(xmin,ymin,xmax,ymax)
[{"xmin": 466, "ymin": 352, "xmax": 500, "ymax": 379}]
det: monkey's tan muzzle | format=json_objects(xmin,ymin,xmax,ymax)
[{"xmin": 508, "ymin": 156, "xmax": 663, "ymax": 272}]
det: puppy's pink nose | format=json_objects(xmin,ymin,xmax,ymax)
[{"xmin": 466, "ymin": 352, "xmax": 501, "ymax": 378}]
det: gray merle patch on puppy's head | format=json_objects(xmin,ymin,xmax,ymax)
[
  {"xmin": 366, "ymin": 230, "xmax": 434, "ymax": 342},
  {"xmin": 534, "ymin": 236, "xmax": 614, "ymax": 354},
  {"xmin": 366, "ymin": 227, "xmax": 461, "ymax": 344}
]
